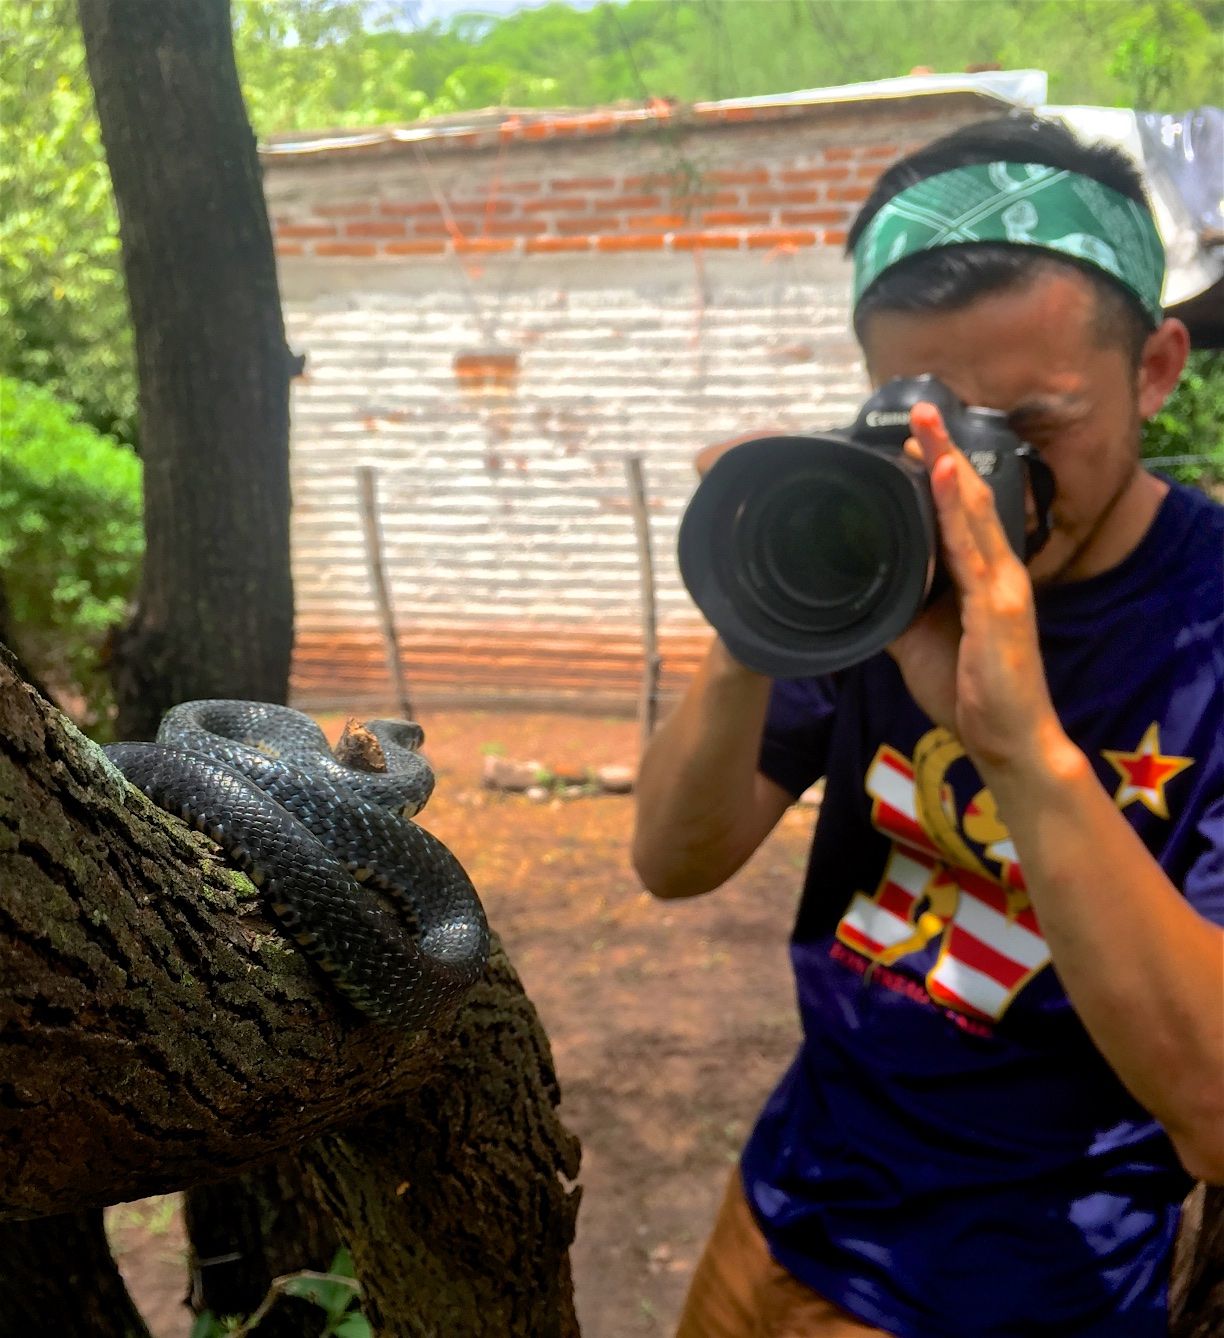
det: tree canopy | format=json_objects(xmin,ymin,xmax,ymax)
[{"xmin": 4, "ymin": 0, "xmax": 1218, "ymax": 445}]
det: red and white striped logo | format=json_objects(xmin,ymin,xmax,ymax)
[{"xmin": 835, "ymin": 744, "xmax": 1049, "ymax": 1022}]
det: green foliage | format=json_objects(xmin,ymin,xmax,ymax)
[
  {"xmin": 231, "ymin": 0, "xmax": 429, "ymax": 133},
  {"xmin": 226, "ymin": 0, "xmax": 1222, "ymax": 137},
  {"xmin": 0, "ymin": 377, "xmax": 142, "ymax": 733},
  {"xmin": 0, "ymin": 0, "xmax": 135, "ymax": 442},
  {"xmin": 3, "ymin": 0, "xmax": 1218, "ymax": 461},
  {"xmin": 190, "ymin": 1249, "xmax": 368, "ymax": 1337},
  {"xmin": 1142, "ymin": 350, "xmax": 1224, "ymax": 486}
]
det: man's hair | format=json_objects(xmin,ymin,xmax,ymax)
[{"xmin": 847, "ymin": 114, "xmax": 1157, "ymax": 363}]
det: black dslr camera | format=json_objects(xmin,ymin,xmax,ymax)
[{"xmin": 677, "ymin": 375, "xmax": 1053, "ymax": 677}]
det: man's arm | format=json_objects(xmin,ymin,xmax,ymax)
[
  {"xmin": 631, "ymin": 638, "xmax": 794, "ymax": 899},
  {"xmin": 982, "ymin": 729, "xmax": 1224, "ymax": 1185},
  {"xmin": 892, "ymin": 403, "xmax": 1224, "ymax": 1184}
]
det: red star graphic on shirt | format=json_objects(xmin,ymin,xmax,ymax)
[{"xmin": 1101, "ymin": 723, "xmax": 1194, "ymax": 819}]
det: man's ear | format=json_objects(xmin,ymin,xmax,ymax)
[{"xmin": 1137, "ymin": 317, "xmax": 1191, "ymax": 420}]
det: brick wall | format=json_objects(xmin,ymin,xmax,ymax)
[{"xmin": 264, "ymin": 93, "xmax": 1005, "ymax": 714}]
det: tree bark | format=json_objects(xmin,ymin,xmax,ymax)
[
  {"xmin": 77, "ymin": 0, "xmax": 294, "ymax": 742},
  {"xmin": 0, "ymin": 1208, "xmax": 152, "ymax": 1337},
  {"xmin": 1171, "ymin": 1184, "xmax": 1224, "ymax": 1338},
  {"xmin": 0, "ymin": 664, "xmax": 581, "ymax": 1333},
  {"xmin": 183, "ymin": 1157, "xmax": 340, "ymax": 1337}
]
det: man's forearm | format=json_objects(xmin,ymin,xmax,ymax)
[
  {"xmin": 983, "ymin": 726, "xmax": 1224, "ymax": 1184},
  {"xmin": 632, "ymin": 638, "xmax": 782, "ymax": 898}
]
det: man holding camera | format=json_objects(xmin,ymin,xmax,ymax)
[{"xmin": 633, "ymin": 114, "xmax": 1224, "ymax": 1338}]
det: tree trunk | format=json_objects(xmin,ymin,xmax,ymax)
[
  {"xmin": 1171, "ymin": 1184, "xmax": 1224, "ymax": 1338},
  {"xmin": 0, "ymin": 1208, "xmax": 152, "ymax": 1338},
  {"xmin": 0, "ymin": 663, "xmax": 581, "ymax": 1333},
  {"xmin": 75, "ymin": 0, "xmax": 302, "ymax": 1314},
  {"xmin": 77, "ymin": 0, "xmax": 294, "ymax": 742},
  {"xmin": 183, "ymin": 1158, "xmax": 340, "ymax": 1337}
]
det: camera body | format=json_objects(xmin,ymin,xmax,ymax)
[{"xmin": 677, "ymin": 375, "xmax": 1051, "ymax": 677}]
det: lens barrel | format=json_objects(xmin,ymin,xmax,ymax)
[{"xmin": 678, "ymin": 434, "xmax": 937, "ymax": 677}]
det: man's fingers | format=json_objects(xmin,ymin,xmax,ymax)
[{"xmin": 911, "ymin": 402, "xmax": 1011, "ymax": 569}]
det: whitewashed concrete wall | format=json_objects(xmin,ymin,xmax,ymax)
[{"xmin": 265, "ymin": 99, "xmax": 993, "ymax": 710}]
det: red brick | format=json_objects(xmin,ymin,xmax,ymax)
[
  {"xmin": 274, "ymin": 243, "xmax": 304, "ymax": 257},
  {"xmin": 315, "ymin": 242, "xmax": 378, "ymax": 257},
  {"xmin": 702, "ymin": 209, "xmax": 771, "ymax": 226},
  {"xmin": 672, "ymin": 232, "xmax": 742, "ymax": 250},
  {"xmin": 706, "ymin": 168, "xmax": 770, "ymax": 186},
  {"xmin": 591, "ymin": 194, "xmax": 663, "ymax": 212},
  {"xmin": 523, "ymin": 196, "xmax": 589, "ymax": 213},
  {"xmin": 746, "ymin": 188, "xmax": 821, "ymax": 206},
  {"xmin": 345, "ymin": 220, "xmax": 407, "ymax": 238},
  {"xmin": 479, "ymin": 219, "xmax": 547, "ymax": 237},
  {"xmin": 557, "ymin": 215, "xmax": 601, "ymax": 234},
  {"xmin": 864, "ymin": 143, "xmax": 902, "ymax": 158},
  {"xmin": 628, "ymin": 212, "xmax": 687, "ymax": 229},
  {"xmin": 552, "ymin": 177, "xmax": 616, "ymax": 190},
  {"xmin": 624, "ymin": 173, "xmax": 677, "ymax": 190},
  {"xmin": 779, "ymin": 167, "xmax": 852, "ymax": 183},
  {"xmin": 595, "ymin": 234, "xmax": 667, "ymax": 252},
  {"xmin": 449, "ymin": 199, "xmax": 515, "ymax": 216},
  {"xmin": 454, "ymin": 237, "xmax": 517, "ymax": 254},
  {"xmin": 823, "ymin": 146, "xmax": 858, "ymax": 161},
  {"xmin": 525, "ymin": 236, "xmax": 593, "ymax": 253},
  {"xmin": 822, "ymin": 229, "xmax": 849, "ymax": 246},
  {"xmin": 829, "ymin": 184, "xmax": 872, "ymax": 202},
  {"xmin": 671, "ymin": 191, "xmax": 738, "ymax": 210},
  {"xmin": 379, "ymin": 200, "xmax": 443, "ymax": 217},
  {"xmin": 277, "ymin": 223, "xmax": 338, "ymax": 240},
  {"xmin": 384, "ymin": 240, "xmax": 447, "ymax": 255},
  {"xmin": 778, "ymin": 208, "xmax": 848, "ymax": 226},
  {"xmin": 746, "ymin": 228, "xmax": 817, "ymax": 249},
  {"xmin": 571, "ymin": 113, "xmax": 616, "ymax": 134}
]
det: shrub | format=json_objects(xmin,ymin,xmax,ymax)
[
  {"xmin": 1142, "ymin": 349, "xmax": 1224, "ymax": 488},
  {"xmin": 0, "ymin": 376, "xmax": 142, "ymax": 733}
]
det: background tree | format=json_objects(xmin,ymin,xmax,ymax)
[{"xmin": 77, "ymin": 0, "xmax": 294, "ymax": 743}]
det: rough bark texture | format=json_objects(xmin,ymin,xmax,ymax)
[
  {"xmin": 0, "ymin": 663, "xmax": 581, "ymax": 1333},
  {"xmin": 77, "ymin": 0, "xmax": 294, "ymax": 742},
  {"xmin": 0, "ymin": 1207, "xmax": 152, "ymax": 1337},
  {"xmin": 1171, "ymin": 1184, "xmax": 1224, "ymax": 1338},
  {"xmin": 183, "ymin": 1157, "xmax": 340, "ymax": 1336},
  {"xmin": 306, "ymin": 947, "xmax": 582, "ymax": 1338}
]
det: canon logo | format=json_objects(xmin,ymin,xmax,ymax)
[{"xmin": 864, "ymin": 410, "xmax": 912, "ymax": 428}]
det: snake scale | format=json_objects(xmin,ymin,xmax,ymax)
[{"xmin": 104, "ymin": 700, "xmax": 490, "ymax": 1031}]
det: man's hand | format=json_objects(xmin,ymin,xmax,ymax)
[{"xmin": 888, "ymin": 402, "xmax": 1070, "ymax": 775}]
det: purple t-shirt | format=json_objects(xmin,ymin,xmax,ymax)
[{"xmin": 741, "ymin": 480, "xmax": 1224, "ymax": 1338}]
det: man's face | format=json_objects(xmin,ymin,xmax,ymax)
[{"xmin": 860, "ymin": 267, "xmax": 1154, "ymax": 586}]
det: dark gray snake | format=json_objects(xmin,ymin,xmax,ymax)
[{"xmin": 103, "ymin": 700, "xmax": 489, "ymax": 1031}]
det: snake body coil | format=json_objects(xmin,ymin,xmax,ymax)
[{"xmin": 104, "ymin": 700, "xmax": 489, "ymax": 1031}]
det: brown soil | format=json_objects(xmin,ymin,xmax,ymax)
[{"xmin": 106, "ymin": 708, "xmax": 814, "ymax": 1337}]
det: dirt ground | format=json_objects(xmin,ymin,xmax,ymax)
[{"xmin": 105, "ymin": 707, "xmax": 815, "ymax": 1337}]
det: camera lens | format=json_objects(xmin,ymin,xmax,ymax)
[
  {"xmin": 678, "ymin": 434, "xmax": 937, "ymax": 677},
  {"xmin": 743, "ymin": 474, "xmax": 893, "ymax": 627}
]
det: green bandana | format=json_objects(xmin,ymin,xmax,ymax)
[{"xmin": 852, "ymin": 162, "xmax": 1165, "ymax": 324}]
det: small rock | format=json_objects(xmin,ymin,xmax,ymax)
[
  {"xmin": 483, "ymin": 755, "xmax": 546, "ymax": 791},
  {"xmin": 595, "ymin": 764, "xmax": 635, "ymax": 794}
]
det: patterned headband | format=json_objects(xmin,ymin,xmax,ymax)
[{"xmin": 852, "ymin": 161, "xmax": 1165, "ymax": 324}]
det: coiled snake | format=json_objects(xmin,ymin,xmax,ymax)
[{"xmin": 104, "ymin": 700, "xmax": 489, "ymax": 1031}]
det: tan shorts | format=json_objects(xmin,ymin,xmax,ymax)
[{"xmin": 674, "ymin": 1170, "xmax": 892, "ymax": 1338}]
